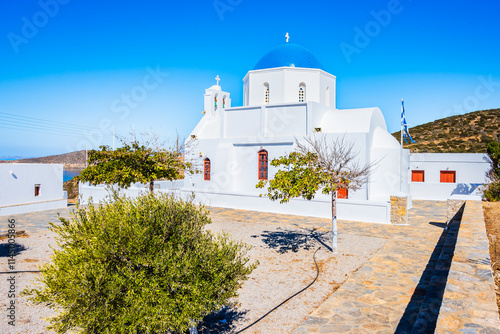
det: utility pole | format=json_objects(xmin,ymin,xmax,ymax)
[{"xmin": 400, "ymin": 99, "xmax": 404, "ymax": 192}]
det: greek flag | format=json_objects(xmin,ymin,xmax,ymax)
[{"xmin": 401, "ymin": 100, "xmax": 416, "ymax": 144}]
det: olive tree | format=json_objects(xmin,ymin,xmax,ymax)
[
  {"xmin": 23, "ymin": 192, "xmax": 256, "ymax": 333},
  {"xmin": 78, "ymin": 135, "xmax": 193, "ymax": 193},
  {"xmin": 257, "ymin": 135, "xmax": 373, "ymax": 252}
]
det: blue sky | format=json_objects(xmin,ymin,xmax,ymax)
[{"xmin": 1, "ymin": 0, "xmax": 499, "ymax": 157}]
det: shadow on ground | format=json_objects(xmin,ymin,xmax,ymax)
[
  {"xmin": 395, "ymin": 205, "xmax": 463, "ymax": 333},
  {"xmin": 198, "ymin": 305, "xmax": 248, "ymax": 333},
  {"xmin": 0, "ymin": 242, "xmax": 27, "ymax": 257},
  {"xmin": 255, "ymin": 228, "xmax": 332, "ymax": 253}
]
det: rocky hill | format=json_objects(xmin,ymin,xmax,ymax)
[
  {"xmin": 0, "ymin": 150, "xmax": 86, "ymax": 168},
  {"xmin": 392, "ymin": 108, "xmax": 500, "ymax": 153}
]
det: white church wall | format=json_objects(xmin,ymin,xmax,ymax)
[
  {"xmin": 409, "ymin": 153, "xmax": 489, "ymax": 200},
  {"xmin": 246, "ymin": 69, "xmax": 285, "ymax": 106},
  {"xmin": 0, "ymin": 164, "xmax": 66, "ymax": 216},
  {"xmin": 224, "ymin": 107, "xmax": 262, "ymax": 138},
  {"xmin": 282, "ymin": 69, "xmax": 321, "ymax": 103},
  {"xmin": 319, "ymin": 73, "xmax": 336, "ymax": 108},
  {"xmin": 245, "ymin": 68, "xmax": 335, "ymax": 106},
  {"xmin": 263, "ymin": 104, "xmax": 307, "ymax": 137},
  {"xmin": 369, "ymin": 126, "xmax": 409, "ymax": 200}
]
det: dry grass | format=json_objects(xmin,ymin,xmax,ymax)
[{"xmin": 483, "ymin": 201, "xmax": 500, "ymax": 314}]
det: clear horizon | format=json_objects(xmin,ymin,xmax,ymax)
[{"xmin": 1, "ymin": 0, "xmax": 500, "ymax": 157}]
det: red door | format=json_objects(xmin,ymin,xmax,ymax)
[{"xmin": 337, "ymin": 187, "xmax": 348, "ymax": 199}]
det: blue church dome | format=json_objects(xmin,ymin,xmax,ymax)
[{"xmin": 253, "ymin": 43, "xmax": 324, "ymax": 71}]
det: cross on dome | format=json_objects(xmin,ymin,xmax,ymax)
[
  {"xmin": 215, "ymin": 75, "xmax": 220, "ymax": 86},
  {"xmin": 285, "ymin": 32, "xmax": 290, "ymax": 43}
]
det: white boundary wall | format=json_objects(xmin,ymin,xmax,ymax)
[{"xmin": 79, "ymin": 181, "xmax": 392, "ymax": 224}]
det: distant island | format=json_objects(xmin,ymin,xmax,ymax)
[{"xmin": 0, "ymin": 150, "xmax": 87, "ymax": 168}]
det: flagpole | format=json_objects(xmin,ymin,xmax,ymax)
[{"xmin": 400, "ymin": 99, "xmax": 404, "ymax": 192}]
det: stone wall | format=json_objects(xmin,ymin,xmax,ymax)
[
  {"xmin": 435, "ymin": 200, "xmax": 500, "ymax": 333},
  {"xmin": 446, "ymin": 198, "xmax": 466, "ymax": 223},
  {"xmin": 390, "ymin": 195, "xmax": 408, "ymax": 225}
]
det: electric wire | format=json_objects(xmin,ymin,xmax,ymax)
[
  {"xmin": 0, "ymin": 120, "xmax": 113, "ymax": 138},
  {"xmin": 0, "ymin": 117, "xmax": 115, "ymax": 137},
  {"xmin": 0, "ymin": 112, "xmax": 125, "ymax": 139},
  {"xmin": 235, "ymin": 246, "xmax": 322, "ymax": 333},
  {"xmin": 0, "ymin": 111, "xmax": 109, "ymax": 132}
]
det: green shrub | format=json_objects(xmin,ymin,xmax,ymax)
[
  {"xmin": 483, "ymin": 180, "xmax": 500, "ymax": 202},
  {"xmin": 23, "ymin": 192, "xmax": 257, "ymax": 333},
  {"xmin": 483, "ymin": 141, "xmax": 500, "ymax": 202}
]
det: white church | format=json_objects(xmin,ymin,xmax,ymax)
[{"xmin": 79, "ymin": 36, "xmax": 489, "ymax": 224}]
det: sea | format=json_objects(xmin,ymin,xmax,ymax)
[{"xmin": 64, "ymin": 168, "xmax": 83, "ymax": 182}]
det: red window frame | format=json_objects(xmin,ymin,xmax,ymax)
[
  {"xmin": 204, "ymin": 158, "xmax": 211, "ymax": 181},
  {"xmin": 258, "ymin": 149, "xmax": 268, "ymax": 180},
  {"xmin": 440, "ymin": 170, "xmax": 456, "ymax": 183},
  {"xmin": 411, "ymin": 170, "xmax": 425, "ymax": 182}
]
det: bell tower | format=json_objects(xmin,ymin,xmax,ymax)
[{"xmin": 204, "ymin": 75, "xmax": 231, "ymax": 116}]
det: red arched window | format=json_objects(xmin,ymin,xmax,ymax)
[
  {"xmin": 204, "ymin": 158, "xmax": 211, "ymax": 181},
  {"xmin": 258, "ymin": 150, "xmax": 268, "ymax": 180}
]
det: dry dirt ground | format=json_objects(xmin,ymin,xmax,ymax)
[
  {"xmin": 483, "ymin": 201, "xmax": 500, "ymax": 315},
  {"xmin": 0, "ymin": 219, "xmax": 386, "ymax": 334}
]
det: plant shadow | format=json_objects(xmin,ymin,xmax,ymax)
[
  {"xmin": 198, "ymin": 305, "xmax": 248, "ymax": 333},
  {"xmin": 255, "ymin": 228, "xmax": 331, "ymax": 253},
  {"xmin": 0, "ymin": 242, "xmax": 27, "ymax": 257}
]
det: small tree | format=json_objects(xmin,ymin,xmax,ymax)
[
  {"xmin": 483, "ymin": 141, "xmax": 500, "ymax": 201},
  {"xmin": 257, "ymin": 136, "xmax": 373, "ymax": 252},
  {"xmin": 78, "ymin": 137, "xmax": 192, "ymax": 193},
  {"xmin": 23, "ymin": 192, "xmax": 256, "ymax": 333}
]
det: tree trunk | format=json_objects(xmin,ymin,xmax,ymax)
[
  {"xmin": 149, "ymin": 180, "xmax": 154, "ymax": 193},
  {"xmin": 331, "ymin": 190, "xmax": 338, "ymax": 253}
]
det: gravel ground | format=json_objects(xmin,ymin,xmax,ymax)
[
  {"xmin": 0, "ymin": 231, "xmax": 60, "ymax": 334},
  {"xmin": 0, "ymin": 219, "xmax": 386, "ymax": 334}
]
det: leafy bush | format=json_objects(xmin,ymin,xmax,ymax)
[
  {"xmin": 23, "ymin": 192, "xmax": 256, "ymax": 333},
  {"xmin": 483, "ymin": 141, "xmax": 500, "ymax": 202}
]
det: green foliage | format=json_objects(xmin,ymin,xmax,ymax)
[
  {"xmin": 77, "ymin": 141, "xmax": 192, "ymax": 192},
  {"xmin": 484, "ymin": 141, "xmax": 500, "ymax": 201},
  {"xmin": 23, "ymin": 193, "xmax": 256, "ymax": 333},
  {"xmin": 257, "ymin": 151, "xmax": 335, "ymax": 203},
  {"xmin": 487, "ymin": 141, "xmax": 500, "ymax": 178},
  {"xmin": 483, "ymin": 181, "xmax": 500, "ymax": 202},
  {"xmin": 256, "ymin": 136, "xmax": 371, "ymax": 207}
]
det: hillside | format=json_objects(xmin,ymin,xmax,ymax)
[
  {"xmin": 392, "ymin": 108, "xmax": 500, "ymax": 153},
  {"xmin": 0, "ymin": 150, "xmax": 86, "ymax": 168}
]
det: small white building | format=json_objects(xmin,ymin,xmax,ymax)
[
  {"xmin": 409, "ymin": 153, "xmax": 489, "ymax": 201},
  {"xmin": 0, "ymin": 164, "xmax": 67, "ymax": 216}
]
